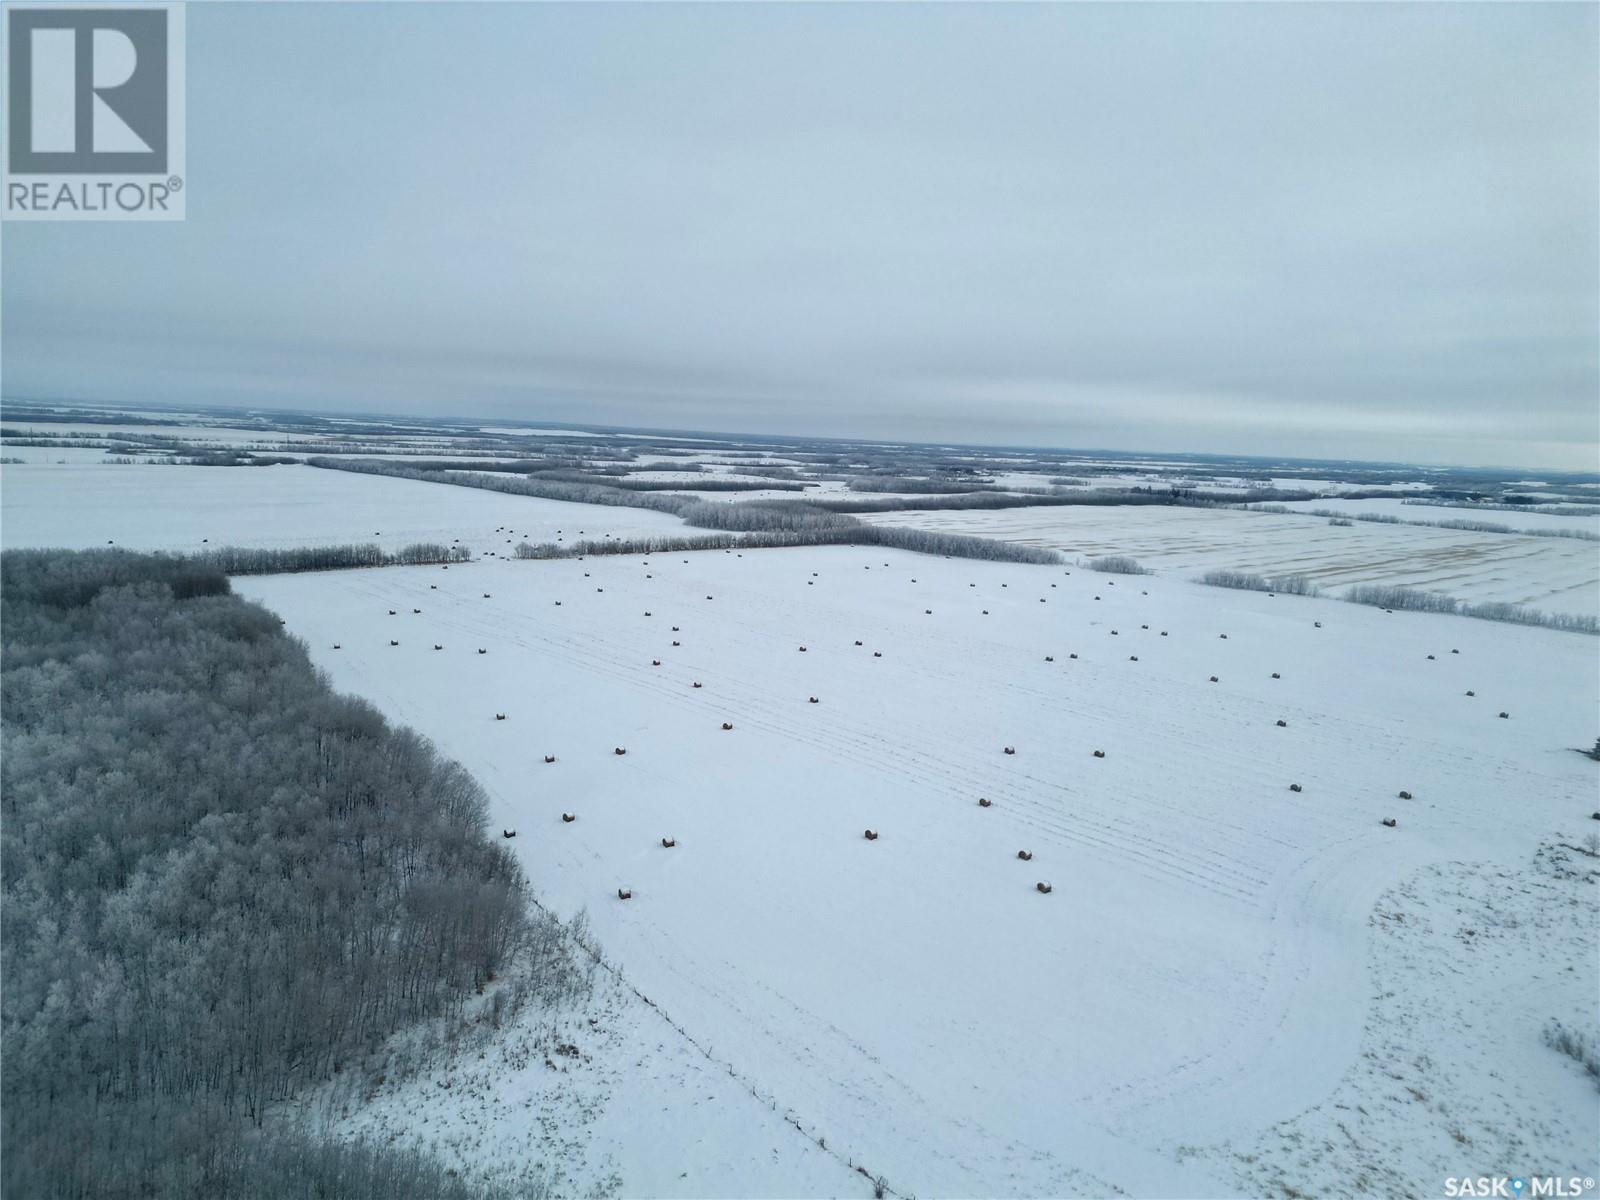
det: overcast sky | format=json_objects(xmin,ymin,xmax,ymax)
[{"xmin": 4, "ymin": 2, "xmax": 1596, "ymax": 469}]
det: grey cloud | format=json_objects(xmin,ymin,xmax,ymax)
[{"xmin": 3, "ymin": 1, "xmax": 1595, "ymax": 468}]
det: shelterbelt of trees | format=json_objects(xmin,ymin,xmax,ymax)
[{"xmin": 1, "ymin": 549, "xmax": 564, "ymax": 1199}]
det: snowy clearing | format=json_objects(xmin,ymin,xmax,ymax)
[{"xmin": 0, "ymin": 462, "xmax": 692, "ymax": 552}]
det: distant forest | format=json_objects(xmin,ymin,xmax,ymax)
[{"xmin": 1, "ymin": 549, "xmax": 572, "ymax": 1198}]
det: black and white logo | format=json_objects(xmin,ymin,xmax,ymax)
[{"xmin": 4, "ymin": 5, "xmax": 185, "ymax": 220}]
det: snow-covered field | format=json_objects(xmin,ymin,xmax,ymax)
[
  {"xmin": 862, "ymin": 505, "xmax": 1600, "ymax": 616},
  {"xmin": 1268, "ymin": 496, "xmax": 1600, "ymax": 537},
  {"xmin": 0, "ymin": 462, "xmax": 692, "ymax": 552},
  {"xmin": 239, "ymin": 545, "xmax": 1599, "ymax": 1197}
]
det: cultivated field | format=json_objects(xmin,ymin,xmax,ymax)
[
  {"xmin": 863, "ymin": 504, "xmax": 1600, "ymax": 616},
  {"xmin": 239, "ymin": 543, "xmax": 1598, "ymax": 1197}
]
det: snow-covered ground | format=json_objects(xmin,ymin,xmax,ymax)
[
  {"xmin": 316, "ymin": 969, "xmax": 865, "ymax": 1199},
  {"xmin": 1210, "ymin": 837, "xmax": 1599, "ymax": 1198},
  {"xmin": 1268, "ymin": 496, "xmax": 1600, "ymax": 537},
  {"xmin": 239, "ymin": 546, "xmax": 1599, "ymax": 1198},
  {"xmin": 861, "ymin": 505, "xmax": 1600, "ymax": 616},
  {"xmin": 0, "ymin": 462, "xmax": 692, "ymax": 552}
]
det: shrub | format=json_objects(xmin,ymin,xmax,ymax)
[
  {"xmin": 1345, "ymin": 584, "xmax": 1461, "ymax": 614},
  {"xmin": 1345, "ymin": 584, "xmax": 1599, "ymax": 634},
  {"xmin": 1544, "ymin": 1019, "xmax": 1600, "ymax": 1089},
  {"xmin": 1086, "ymin": 556, "xmax": 1149, "ymax": 575},
  {"xmin": 1197, "ymin": 570, "xmax": 1320, "ymax": 596}
]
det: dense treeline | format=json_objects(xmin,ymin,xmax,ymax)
[
  {"xmin": 166, "ymin": 452, "xmax": 301, "ymax": 467},
  {"xmin": 1, "ymin": 549, "xmax": 561, "ymax": 1198},
  {"xmin": 868, "ymin": 525, "xmax": 1060, "ymax": 563},
  {"xmin": 528, "ymin": 468, "xmax": 808, "ymax": 492},
  {"xmin": 678, "ymin": 499, "xmax": 859, "ymax": 533},
  {"xmin": 844, "ymin": 476, "xmax": 998, "ymax": 494},
  {"xmin": 798, "ymin": 489, "xmax": 1180, "ymax": 514},
  {"xmin": 513, "ymin": 530, "xmax": 862, "ymax": 559},
  {"xmin": 196, "ymin": 541, "xmax": 471, "ymax": 574},
  {"xmin": 512, "ymin": 523, "xmax": 1060, "ymax": 565}
]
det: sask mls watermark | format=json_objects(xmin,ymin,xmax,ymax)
[{"xmin": 3, "ymin": 3, "xmax": 185, "ymax": 219}]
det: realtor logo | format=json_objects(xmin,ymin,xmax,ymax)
[{"xmin": 4, "ymin": 4, "xmax": 186, "ymax": 219}]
